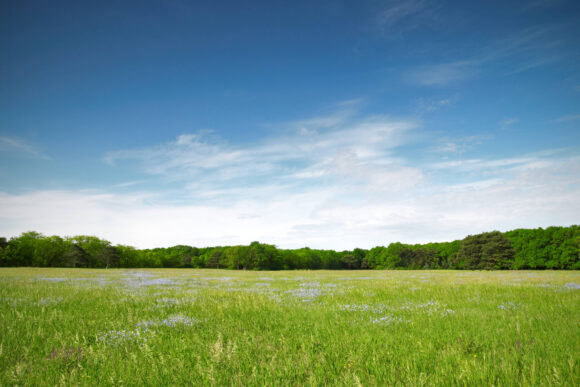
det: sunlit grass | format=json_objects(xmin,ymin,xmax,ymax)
[{"xmin": 1, "ymin": 268, "xmax": 578, "ymax": 385}]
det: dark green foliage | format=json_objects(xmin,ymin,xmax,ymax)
[
  {"xmin": 456, "ymin": 231, "xmax": 514, "ymax": 270},
  {"xmin": 1, "ymin": 225, "xmax": 578, "ymax": 270},
  {"xmin": 96, "ymin": 246, "xmax": 121, "ymax": 268},
  {"xmin": 115, "ymin": 245, "xmax": 139, "ymax": 268},
  {"xmin": 206, "ymin": 249, "xmax": 224, "ymax": 269},
  {"xmin": 341, "ymin": 254, "xmax": 359, "ymax": 269},
  {"xmin": 62, "ymin": 244, "xmax": 89, "ymax": 268},
  {"xmin": 0, "ymin": 237, "xmax": 8, "ymax": 250}
]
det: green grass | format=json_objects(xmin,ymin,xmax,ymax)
[{"xmin": 1, "ymin": 269, "xmax": 579, "ymax": 386}]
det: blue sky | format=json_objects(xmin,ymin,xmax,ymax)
[{"xmin": 1, "ymin": 0, "xmax": 579, "ymax": 249}]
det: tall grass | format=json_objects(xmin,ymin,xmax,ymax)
[{"xmin": 1, "ymin": 268, "xmax": 578, "ymax": 385}]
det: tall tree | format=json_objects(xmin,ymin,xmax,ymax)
[
  {"xmin": 63, "ymin": 244, "xmax": 89, "ymax": 268},
  {"xmin": 341, "ymin": 254, "xmax": 360, "ymax": 269},
  {"xmin": 457, "ymin": 231, "xmax": 514, "ymax": 270},
  {"xmin": 96, "ymin": 246, "xmax": 121, "ymax": 268}
]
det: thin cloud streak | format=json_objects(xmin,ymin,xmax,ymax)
[
  {"xmin": 375, "ymin": 0, "xmax": 442, "ymax": 34},
  {"xmin": 407, "ymin": 61, "xmax": 477, "ymax": 87},
  {"xmin": 0, "ymin": 137, "xmax": 50, "ymax": 160},
  {"xmin": 555, "ymin": 114, "xmax": 580, "ymax": 122},
  {"xmin": 104, "ymin": 112, "xmax": 421, "ymax": 196},
  {"xmin": 407, "ymin": 26, "xmax": 568, "ymax": 86},
  {"xmin": 428, "ymin": 152, "xmax": 574, "ymax": 173},
  {"xmin": 431, "ymin": 135, "xmax": 489, "ymax": 155},
  {"xmin": 500, "ymin": 118, "xmax": 518, "ymax": 127}
]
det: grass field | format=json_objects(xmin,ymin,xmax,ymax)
[{"xmin": 1, "ymin": 268, "xmax": 578, "ymax": 386}]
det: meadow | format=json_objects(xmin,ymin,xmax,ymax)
[{"xmin": 0, "ymin": 268, "xmax": 578, "ymax": 386}]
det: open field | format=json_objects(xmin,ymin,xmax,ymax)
[{"xmin": 1, "ymin": 269, "xmax": 579, "ymax": 386}]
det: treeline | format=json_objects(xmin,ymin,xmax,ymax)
[{"xmin": 0, "ymin": 226, "xmax": 579, "ymax": 270}]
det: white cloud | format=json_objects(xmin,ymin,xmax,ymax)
[
  {"xmin": 1, "ymin": 152, "xmax": 578, "ymax": 249},
  {"xmin": 431, "ymin": 135, "xmax": 489, "ymax": 155},
  {"xmin": 329, "ymin": 149, "xmax": 423, "ymax": 191},
  {"xmin": 2, "ymin": 109, "xmax": 579, "ymax": 250},
  {"xmin": 114, "ymin": 180, "xmax": 145, "ymax": 188},
  {"xmin": 104, "ymin": 112, "xmax": 421, "ymax": 198},
  {"xmin": 428, "ymin": 154, "xmax": 558, "ymax": 173},
  {"xmin": 2, "ymin": 130, "xmax": 579, "ymax": 249}
]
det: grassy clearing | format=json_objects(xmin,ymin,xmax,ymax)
[{"xmin": 0, "ymin": 268, "xmax": 579, "ymax": 386}]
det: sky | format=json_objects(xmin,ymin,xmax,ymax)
[{"xmin": 1, "ymin": 0, "xmax": 579, "ymax": 250}]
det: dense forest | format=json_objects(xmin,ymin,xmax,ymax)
[{"xmin": 1, "ymin": 226, "xmax": 579, "ymax": 270}]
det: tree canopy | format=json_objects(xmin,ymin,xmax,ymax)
[{"xmin": 1, "ymin": 226, "xmax": 578, "ymax": 270}]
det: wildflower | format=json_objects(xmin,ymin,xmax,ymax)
[
  {"xmin": 498, "ymin": 302, "xmax": 519, "ymax": 311},
  {"xmin": 37, "ymin": 277, "xmax": 67, "ymax": 282},
  {"xmin": 34, "ymin": 297, "xmax": 63, "ymax": 306},
  {"xmin": 136, "ymin": 314, "xmax": 201, "ymax": 329},
  {"xmin": 96, "ymin": 328, "xmax": 148, "ymax": 346},
  {"xmin": 285, "ymin": 286, "xmax": 322, "ymax": 302},
  {"xmin": 155, "ymin": 297, "xmax": 180, "ymax": 306},
  {"xmin": 370, "ymin": 314, "xmax": 404, "ymax": 326}
]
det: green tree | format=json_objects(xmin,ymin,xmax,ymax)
[
  {"xmin": 207, "ymin": 249, "xmax": 224, "ymax": 269},
  {"xmin": 365, "ymin": 246, "xmax": 386, "ymax": 269},
  {"xmin": 384, "ymin": 243, "xmax": 406, "ymax": 268},
  {"xmin": 67, "ymin": 235, "xmax": 111, "ymax": 267},
  {"xmin": 341, "ymin": 254, "xmax": 360, "ymax": 269},
  {"xmin": 96, "ymin": 245, "xmax": 121, "ymax": 268},
  {"xmin": 116, "ymin": 245, "xmax": 140, "ymax": 267},
  {"xmin": 0, "ymin": 237, "xmax": 10, "ymax": 266},
  {"xmin": 33, "ymin": 235, "xmax": 68, "ymax": 267},
  {"xmin": 63, "ymin": 244, "xmax": 89, "ymax": 268},
  {"xmin": 457, "ymin": 231, "xmax": 514, "ymax": 270},
  {"xmin": 10, "ymin": 231, "xmax": 44, "ymax": 266}
]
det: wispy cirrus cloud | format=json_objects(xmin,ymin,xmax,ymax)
[
  {"xmin": 428, "ymin": 149, "xmax": 578, "ymax": 184},
  {"xmin": 430, "ymin": 155, "xmax": 548, "ymax": 172},
  {"xmin": 0, "ymin": 136, "xmax": 50, "ymax": 160},
  {"xmin": 104, "ymin": 111, "xmax": 422, "ymax": 197},
  {"xmin": 407, "ymin": 26, "xmax": 571, "ymax": 86},
  {"xmin": 431, "ymin": 135, "xmax": 489, "ymax": 155},
  {"xmin": 500, "ymin": 117, "xmax": 519, "ymax": 129},
  {"xmin": 415, "ymin": 95, "xmax": 457, "ymax": 113},
  {"xmin": 376, "ymin": 0, "xmax": 441, "ymax": 32},
  {"xmin": 554, "ymin": 113, "xmax": 580, "ymax": 122},
  {"xmin": 406, "ymin": 60, "xmax": 477, "ymax": 87}
]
